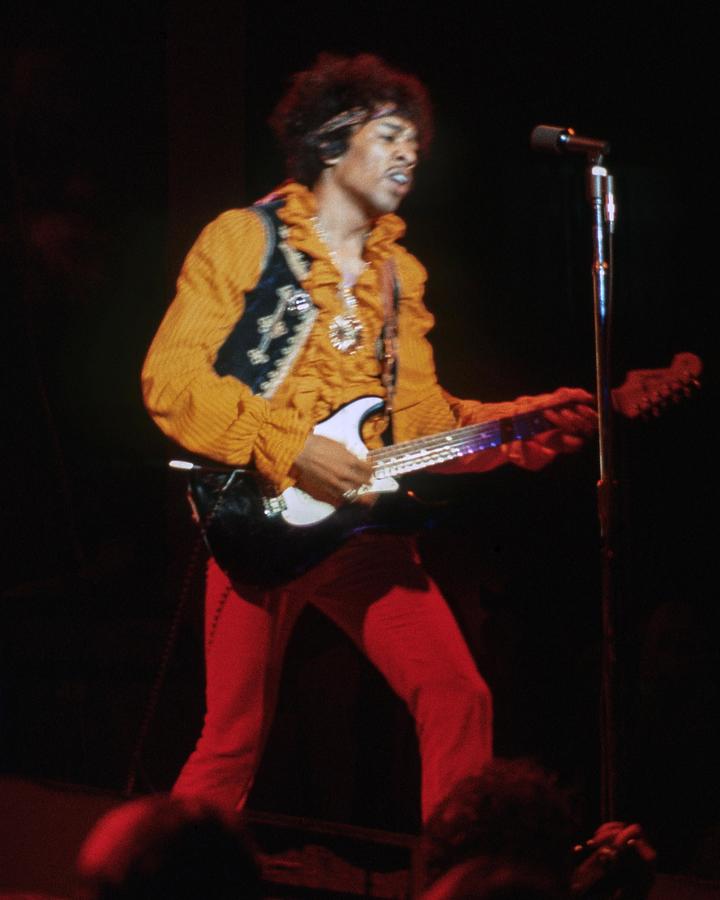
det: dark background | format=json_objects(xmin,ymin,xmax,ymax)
[{"xmin": 2, "ymin": 1, "xmax": 717, "ymax": 878}]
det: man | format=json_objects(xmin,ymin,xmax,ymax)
[{"xmin": 142, "ymin": 53, "xmax": 595, "ymax": 822}]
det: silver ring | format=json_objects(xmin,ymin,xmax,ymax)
[{"xmin": 342, "ymin": 488, "xmax": 359, "ymax": 503}]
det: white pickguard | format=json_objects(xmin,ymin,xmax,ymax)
[{"xmin": 280, "ymin": 397, "xmax": 399, "ymax": 527}]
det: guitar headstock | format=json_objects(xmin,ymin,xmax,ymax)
[{"xmin": 612, "ymin": 352, "xmax": 703, "ymax": 419}]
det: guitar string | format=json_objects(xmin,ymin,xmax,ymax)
[{"xmin": 368, "ymin": 407, "xmax": 555, "ymax": 468}]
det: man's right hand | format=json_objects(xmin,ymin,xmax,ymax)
[{"xmin": 290, "ymin": 434, "xmax": 373, "ymax": 506}]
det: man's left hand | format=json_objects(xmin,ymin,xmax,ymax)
[
  {"xmin": 428, "ymin": 386, "xmax": 597, "ymax": 476},
  {"xmin": 511, "ymin": 386, "xmax": 597, "ymax": 470}
]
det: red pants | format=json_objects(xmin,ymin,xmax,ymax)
[{"xmin": 173, "ymin": 533, "xmax": 493, "ymax": 821}]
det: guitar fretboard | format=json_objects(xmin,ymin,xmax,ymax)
[{"xmin": 368, "ymin": 406, "xmax": 559, "ymax": 478}]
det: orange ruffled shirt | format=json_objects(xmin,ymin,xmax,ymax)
[{"xmin": 142, "ymin": 181, "xmax": 517, "ymax": 490}]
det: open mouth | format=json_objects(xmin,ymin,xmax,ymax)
[{"xmin": 386, "ymin": 170, "xmax": 412, "ymax": 193}]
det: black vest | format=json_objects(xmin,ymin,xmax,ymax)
[{"xmin": 213, "ymin": 198, "xmax": 317, "ymax": 398}]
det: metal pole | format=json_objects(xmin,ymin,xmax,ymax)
[{"xmin": 587, "ymin": 158, "xmax": 617, "ymax": 821}]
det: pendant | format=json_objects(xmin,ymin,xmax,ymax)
[{"xmin": 329, "ymin": 313, "xmax": 363, "ymax": 354}]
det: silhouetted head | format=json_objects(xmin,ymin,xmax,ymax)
[{"xmin": 76, "ymin": 795, "xmax": 261, "ymax": 900}]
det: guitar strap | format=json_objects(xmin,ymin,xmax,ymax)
[{"xmin": 379, "ymin": 258, "xmax": 400, "ymax": 443}]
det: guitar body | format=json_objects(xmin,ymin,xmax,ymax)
[
  {"xmin": 189, "ymin": 397, "xmax": 425, "ymax": 587},
  {"xmin": 192, "ymin": 471, "xmax": 368, "ymax": 587}
]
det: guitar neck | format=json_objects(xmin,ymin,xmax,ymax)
[
  {"xmin": 366, "ymin": 351, "xmax": 704, "ymax": 479},
  {"xmin": 368, "ymin": 406, "xmax": 559, "ymax": 479}
]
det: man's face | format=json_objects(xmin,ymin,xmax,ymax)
[{"xmin": 327, "ymin": 114, "xmax": 419, "ymax": 216}]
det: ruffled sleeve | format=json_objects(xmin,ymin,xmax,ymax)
[{"xmin": 141, "ymin": 208, "xmax": 312, "ymax": 487}]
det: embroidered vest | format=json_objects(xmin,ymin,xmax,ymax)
[{"xmin": 213, "ymin": 199, "xmax": 318, "ymax": 399}]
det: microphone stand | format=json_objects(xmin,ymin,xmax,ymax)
[
  {"xmin": 530, "ymin": 126, "xmax": 619, "ymax": 821},
  {"xmin": 587, "ymin": 156, "xmax": 617, "ymax": 821}
]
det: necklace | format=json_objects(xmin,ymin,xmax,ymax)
[
  {"xmin": 329, "ymin": 279, "xmax": 364, "ymax": 354},
  {"xmin": 311, "ymin": 216, "xmax": 366, "ymax": 354}
]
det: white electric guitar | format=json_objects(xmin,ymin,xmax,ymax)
[{"xmin": 176, "ymin": 353, "xmax": 701, "ymax": 586}]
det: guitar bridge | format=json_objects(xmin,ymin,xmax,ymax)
[{"xmin": 263, "ymin": 495, "xmax": 288, "ymax": 517}]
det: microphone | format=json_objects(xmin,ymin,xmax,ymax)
[{"xmin": 530, "ymin": 124, "xmax": 610, "ymax": 156}]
